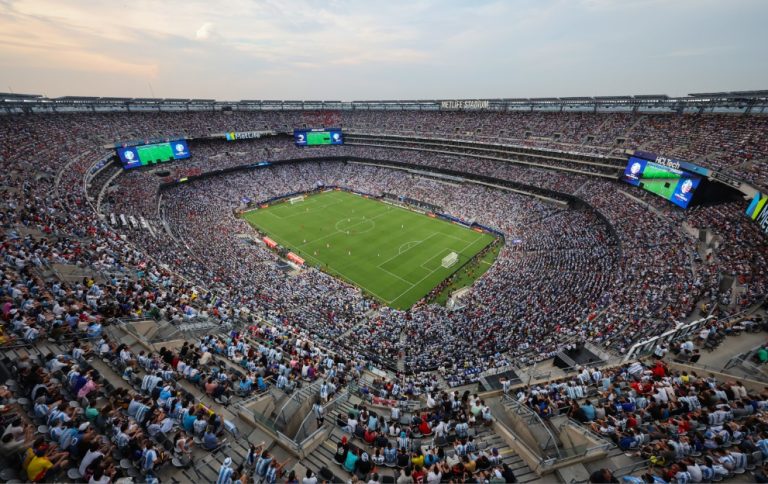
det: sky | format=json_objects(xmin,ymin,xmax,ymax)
[{"xmin": 0, "ymin": 0, "xmax": 766, "ymax": 101}]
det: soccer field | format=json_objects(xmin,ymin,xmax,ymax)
[{"xmin": 241, "ymin": 190, "xmax": 497, "ymax": 309}]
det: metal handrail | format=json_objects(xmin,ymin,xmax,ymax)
[
  {"xmin": 274, "ymin": 379, "xmax": 320, "ymax": 429},
  {"xmin": 275, "ymin": 430, "xmax": 301, "ymax": 452},
  {"xmin": 294, "ymin": 388, "xmax": 350, "ymax": 443},
  {"xmin": 724, "ymin": 342, "xmax": 765, "ymax": 370},
  {"xmin": 623, "ymin": 315, "xmax": 715, "ymax": 362},
  {"xmin": 502, "ymin": 394, "xmax": 563, "ymax": 459},
  {"xmin": 611, "ymin": 458, "xmax": 651, "ymax": 478},
  {"xmin": 298, "ymin": 423, "xmax": 329, "ymax": 447}
]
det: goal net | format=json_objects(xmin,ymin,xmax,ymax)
[
  {"xmin": 441, "ymin": 252, "xmax": 459, "ymax": 268},
  {"xmin": 289, "ymin": 195, "xmax": 306, "ymax": 205}
]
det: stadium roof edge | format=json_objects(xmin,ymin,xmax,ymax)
[
  {"xmin": 0, "ymin": 92, "xmax": 42, "ymax": 99},
  {"xmin": 3, "ymin": 91, "xmax": 767, "ymax": 112}
]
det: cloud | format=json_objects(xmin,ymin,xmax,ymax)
[
  {"xmin": 0, "ymin": 2, "xmax": 158, "ymax": 77},
  {"xmin": 0, "ymin": 0, "xmax": 766, "ymax": 99},
  {"xmin": 195, "ymin": 22, "xmax": 216, "ymax": 41}
]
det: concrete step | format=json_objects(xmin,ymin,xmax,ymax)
[
  {"xmin": 301, "ymin": 437, "xmax": 349, "ymax": 483},
  {"xmin": 556, "ymin": 462, "xmax": 591, "ymax": 484}
]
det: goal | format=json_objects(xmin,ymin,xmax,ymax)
[
  {"xmin": 441, "ymin": 252, "xmax": 459, "ymax": 268},
  {"xmin": 289, "ymin": 195, "xmax": 306, "ymax": 205}
]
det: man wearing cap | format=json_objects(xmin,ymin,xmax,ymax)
[{"xmin": 217, "ymin": 456, "xmax": 234, "ymax": 484}]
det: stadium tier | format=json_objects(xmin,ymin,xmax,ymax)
[{"xmin": 1, "ymin": 100, "xmax": 768, "ymax": 484}]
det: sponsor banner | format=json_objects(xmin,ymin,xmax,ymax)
[
  {"xmin": 746, "ymin": 192, "xmax": 768, "ymax": 235},
  {"xmin": 225, "ymin": 131, "xmax": 263, "ymax": 141},
  {"xmin": 473, "ymin": 227, "xmax": 484, "ymax": 233},
  {"xmin": 746, "ymin": 192, "xmax": 767, "ymax": 219},
  {"xmin": 632, "ymin": 150, "xmax": 711, "ymax": 177}
]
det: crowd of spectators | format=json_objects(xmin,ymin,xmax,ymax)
[
  {"xmin": 2, "ymin": 110, "xmax": 767, "ymax": 187},
  {"xmin": 516, "ymin": 358, "xmax": 768, "ymax": 483},
  {"xmin": 328, "ymin": 387, "xmax": 514, "ymax": 483},
  {"xmin": 0, "ymin": 110, "xmax": 766, "ymax": 392},
  {"xmin": 131, "ymin": 158, "xmax": 762, "ymax": 386},
  {"xmin": 0, "ymin": 105, "xmax": 767, "ymax": 484}
]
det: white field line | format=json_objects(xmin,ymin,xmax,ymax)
[
  {"xmin": 296, "ymin": 208, "xmax": 391, "ymax": 249},
  {"xmin": 378, "ymin": 267, "xmax": 415, "ymax": 285},
  {"xmin": 268, "ymin": 230, "xmax": 396, "ymax": 303},
  {"xmin": 375, "ymin": 232, "xmax": 440, "ymax": 270},
  {"xmin": 252, "ymin": 192, "xmax": 493, "ymax": 307},
  {"xmin": 388, "ymin": 233, "xmax": 487, "ymax": 306},
  {"xmin": 268, "ymin": 196, "xmax": 344, "ymax": 219}
]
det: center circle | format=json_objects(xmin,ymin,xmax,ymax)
[{"xmin": 335, "ymin": 216, "xmax": 376, "ymax": 234}]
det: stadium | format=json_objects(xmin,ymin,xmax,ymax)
[{"xmin": 2, "ymin": 3, "xmax": 768, "ymax": 484}]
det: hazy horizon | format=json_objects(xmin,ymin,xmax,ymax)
[{"xmin": 1, "ymin": 0, "xmax": 766, "ymax": 101}]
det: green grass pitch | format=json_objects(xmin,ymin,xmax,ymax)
[
  {"xmin": 241, "ymin": 190, "xmax": 497, "ymax": 309},
  {"xmin": 639, "ymin": 178, "xmax": 680, "ymax": 199}
]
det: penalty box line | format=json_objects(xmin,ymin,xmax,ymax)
[
  {"xmin": 388, "ymin": 232, "xmax": 487, "ymax": 307},
  {"xmin": 418, "ymin": 232, "xmax": 486, "ymax": 271},
  {"xmin": 267, "ymin": 195, "xmax": 344, "ymax": 220}
]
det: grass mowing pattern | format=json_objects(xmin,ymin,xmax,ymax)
[{"xmin": 241, "ymin": 190, "xmax": 496, "ymax": 310}]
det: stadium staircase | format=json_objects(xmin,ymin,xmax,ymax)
[
  {"xmin": 303, "ymin": 396, "xmax": 540, "ymax": 483},
  {"xmin": 106, "ymin": 327, "xmax": 288, "ymax": 482},
  {"xmin": 494, "ymin": 376, "xmax": 642, "ymax": 481},
  {"xmin": 0, "ymin": 329, "xmax": 288, "ymax": 484}
]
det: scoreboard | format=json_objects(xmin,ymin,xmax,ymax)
[
  {"xmin": 621, "ymin": 156, "xmax": 701, "ymax": 209},
  {"xmin": 294, "ymin": 128, "xmax": 343, "ymax": 146},
  {"xmin": 117, "ymin": 139, "xmax": 190, "ymax": 169}
]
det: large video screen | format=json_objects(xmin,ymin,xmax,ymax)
[
  {"xmin": 294, "ymin": 128, "xmax": 343, "ymax": 146},
  {"xmin": 622, "ymin": 156, "xmax": 701, "ymax": 208},
  {"xmin": 117, "ymin": 139, "xmax": 190, "ymax": 169}
]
